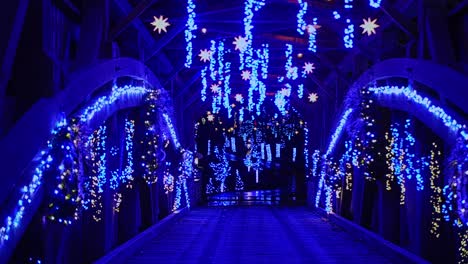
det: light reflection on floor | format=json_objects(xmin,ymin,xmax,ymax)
[{"xmin": 207, "ymin": 189, "xmax": 282, "ymax": 206}]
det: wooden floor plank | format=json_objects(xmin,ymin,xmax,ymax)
[{"xmin": 126, "ymin": 206, "xmax": 400, "ymax": 264}]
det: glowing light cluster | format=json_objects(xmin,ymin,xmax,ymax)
[
  {"xmin": 210, "ymin": 147, "xmax": 231, "ymax": 193},
  {"xmin": 258, "ymin": 44, "xmax": 269, "ymax": 79},
  {"xmin": 83, "ymin": 125, "xmax": 107, "ymax": 222},
  {"xmin": 308, "ymin": 18, "xmax": 319, "ymax": 52},
  {"xmin": 298, "ymin": 84, "xmax": 304, "ymax": 99},
  {"xmin": 162, "ymin": 113, "xmax": 181, "ymax": 149},
  {"xmin": 79, "ymin": 85, "xmax": 149, "ymax": 123},
  {"xmin": 141, "ymin": 92, "xmax": 160, "ymax": 185},
  {"xmin": 184, "ymin": 0, "xmax": 197, "ymax": 68},
  {"xmin": 0, "ymin": 121, "xmax": 59, "ymax": 245},
  {"xmin": 369, "ymin": 85, "xmax": 467, "ymax": 136},
  {"xmin": 344, "ymin": 19, "xmax": 354, "ymax": 48},
  {"xmin": 312, "ymin": 150, "xmax": 320, "ymax": 177},
  {"xmin": 429, "ymin": 142, "xmax": 442, "ymax": 238},
  {"xmin": 297, "ymin": 0, "xmax": 308, "ymax": 35},
  {"xmin": 241, "ymin": 0, "xmax": 266, "ymax": 70},
  {"xmin": 325, "ymin": 108, "xmax": 354, "ymax": 156},
  {"xmin": 235, "ymin": 169, "xmax": 244, "ymax": 190},
  {"xmin": 274, "ymin": 91, "xmax": 288, "ymax": 116},
  {"xmin": 201, "ymin": 67, "xmax": 208, "ymax": 101},
  {"xmin": 369, "ymin": 0, "xmax": 383, "ymax": 8}
]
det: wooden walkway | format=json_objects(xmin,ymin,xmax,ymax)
[{"xmin": 126, "ymin": 206, "xmax": 400, "ymax": 264}]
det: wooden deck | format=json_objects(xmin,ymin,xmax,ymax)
[{"xmin": 125, "ymin": 206, "xmax": 401, "ymax": 263}]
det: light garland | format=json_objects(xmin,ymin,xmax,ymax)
[
  {"xmin": 83, "ymin": 125, "xmax": 107, "ymax": 222},
  {"xmin": 312, "ymin": 150, "xmax": 320, "ymax": 177},
  {"xmin": 369, "ymin": 85, "xmax": 467, "ymax": 136},
  {"xmin": 235, "ymin": 169, "xmax": 244, "ymax": 191},
  {"xmin": 266, "ymin": 144, "xmax": 272, "ymax": 161},
  {"xmin": 429, "ymin": 142, "xmax": 442, "ymax": 238},
  {"xmin": 162, "ymin": 113, "xmax": 181, "ymax": 149},
  {"xmin": 240, "ymin": 0, "xmax": 266, "ymax": 70},
  {"xmin": 298, "ymin": 84, "xmax": 304, "ymax": 99},
  {"xmin": 210, "ymin": 147, "xmax": 231, "ymax": 193},
  {"xmin": 308, "ymin": 18, "xmax": 318, "ymax": 52},
  {"xmin": 369, "ymin": 0, "xmax": 383, "ymax": 8},
  {"xmin": 79, "ymin": 85, "xmax": 149, "ymax": 123},
  {"xmin": 297, "ymin": 0, "xmax": 308, "ymax": 35},
  {"xmin": 201, "ymin": 67, "xmax": 208, "ymax": 102},
  {"xmin": 325, "ymin": 108, "xmax": 353, "ymax": 156},
  {"xmin": 184, "ymin": 0, "xmax": 197, "ymax": 68},
  {"xmin": 344, "ymin": 19, "xmax": 354, "ymax": 48}
]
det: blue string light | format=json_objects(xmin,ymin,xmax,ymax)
[
  {"xmin": 325, "ymin": 108, "xmax": 354, "ymax": 156},
  {"xmin": 369, "ymin": 0, "xmax": 382, "ymax": 8},
  {"xmin": 223, "ymin": 62, "xmax": 232, "ymax": 118},
  {"xmin": 201, "ymin": 67, "xmax": 207, "ymax": 102},
  {"xmin": 308, "ymin": 18, "xmax": 318, "ymax": 52},
  {"xmin": 369, "ymin": 85, "xmax": 467, "ymax": 136},
  {"xmin": 298, "ymin": 84, "xmax": 304, "ymax": 99},
  {"xmin": 184, "ymin": 0, "xmax": 197, "ymax": 68},
  {"xmin": 79, "ymin": 85, "xmax": 149, "ymax": 123},
  {"xmin": 241, "ymin": 0, "xmax": 266, "ymax": 70},
  {"xmin": 162, "ymin": 113, "xmax": 181, "ymax": 149},
  {"xmin": 297, "ymin": 0, "xmax": 308, "ymax": 35},
  {"xmin": 344, "ymin": 19, "xmax": 354, "ymax": 48}
]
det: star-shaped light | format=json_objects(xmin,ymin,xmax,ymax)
[
  {"xmin": 303, "ymin": 62, "xmax": 316, "ymax": 75},
  {"xmin": 199, "ymin": 49, "xmax": 212, "ymax": 62},
  {"xmin": 360, "ymin": 18, "xmax": 379, "ymax": 36},
  {"xmin": 241, "ymin": 70, "xmax": 251, "ymax": 81},
  {"xmin": 280, "ymin": 88, "xmax": 291, "ymax": 97},
  {"xmin": 235, "ymin": 94, "xmax": 244, "ymax": 102},
  {"xmin": 233, "ymin": 36, "xmax": 249, "ymax": 52},
  {"xmin": 207, "ymin": 114, "xmax": 215, "ymax": 122},
  {"xmin": 306, "ymin": 24, "xmax": 321, "ymax": 34},
  {"xmin": 308, "ymin": 93, "xmax": 318, "ymax": 103},
  {"xmin": 210, "ymin": 84, "xmax": 220, "ymax": 93},
  {"xmin": 150, "ymin": 15, "xmax": 170, "ymax": 34}
]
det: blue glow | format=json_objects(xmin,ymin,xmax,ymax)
[
  {"xmin": 369, "ymin": 0, "xmax": 382, "ymax": 8},
  {"xmin": 223, "ymin": 62, "xmax": 232, "ymax": 118},
  {"xmin": 298, "ymin": 84, "xmax": 304, "ymax": 99},
  {"xmin": 344, "ymin": 19, "xmax": 354, "ymax": 48},
  {"xmin": 209, "ymin": 40, "xmax": 217, "ymax": 81},
  {"xmin": 312, "ymin": 150, "xmax": 320, "ymax": 177},
  {"xmin": 162, "ymin": 113, "xmax": 181, "ymax": 149},
  {"xmin": 241, "ymin": 0, "xmax": 266, "ymax": 70},
  {"xmin": 274, "ymin": 92, "xmax": 288, "ymax": 116},
  {"xmin": 297, "ymin": 0, "xmax": 308, "ymax": 35},
  {"xmin": 369, "ymin": 85, "xmax": 467, "ymax": 135},
  {"xmin": 79, "ymin": 85, "xmax": 149, "ymax": 123},
  {"xmin": 201, "ymin": 67, "xmax": 208, "ymax": 102},
  {"xmin": 184, "ymin": 0, "xmax": 197, "ymax": 68},
  {"xmin": 308, "ymin": 18, "xmax": 318, "ymax": 52},
  {"xmin": 257, "ymin": 44, "xmax": 269, "ymax": 79},
  {"xmin": 325, "ymin": 108, "xmax": 354, "ymax": 156},
  {"xmin": 235, "ymin": 169, "xmax": 244, "ymax": 190},
  {"xmin": 333, "ymin": 11, "xmax": 341, "ymax": 20}
]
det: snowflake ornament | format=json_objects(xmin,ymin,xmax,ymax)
[
  {"xmin": 207, "ymin": 114, "xmax": 215, "ymax": 122},
  {"xmin": 241, "ymin": 70, "xmax": 251, "ymax": 81},
  {"xmin": 308, "ymin": 93, "xmax": 318, "ymax": 103},
  {"xmin": 303, "ymin": 62, "xmax": 316, "ymax": 75},
  {"xmin": 233, "ymin": 36, "xmax": 249, "ymax": 52},
  {"xmin": 199, "ymin": 49, "xmax": 212, "ymax": 62},
  {"xmin": 210, "ymin": 84, "xmax": 220, "ymax": 93},
  {"xmin": 150, "ymin": 15, "xmax": 170, "ymax": 34},
  {"xmin": 360, "ymin": 18, "xmax": 379, "ymax": 36},
  {"xmin": 235, "ymin": 94, "xmax": 244, "ymax": 102}
]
